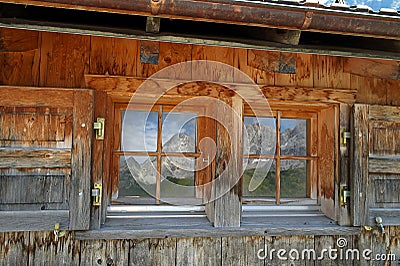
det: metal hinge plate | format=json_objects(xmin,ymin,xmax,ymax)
[
  {"xmin": 340, "ymin": 186, "xmax": 351, "ymax": 206},
  {"xmin": 94, "ymin": 118, "xmax": 105, "ymax": 140},
  {"xmin": 91, "ymin": 183, "xmax": 102, "ymax": 207}
]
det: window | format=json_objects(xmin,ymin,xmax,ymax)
[
  {"xmin": 111, "ymin": 103, "xmax": 212, "ymax": 206},
  {"xmin": 242, "ymin": 106, "xmax": 318, "ymax": 206}
]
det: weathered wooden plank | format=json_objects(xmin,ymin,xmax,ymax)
[
  {"xmin": 211, "ymin": 96, "xmax": 242, "ymax": 227},
  {"xmin": 0, "ymin": 175, "xmax": 65, "ymax": 204},
  {"xmin": 246, "ymin": 49, "xmax": 280, "ymax": 74},
  {"xmin": 84, "ymin": 75, "xmax": 356, "ymax": 104},
  {"xmin": 369, "ymin": 105, "xmax": 400, "ymax": 123},
  {"xmin": 260, "ymin": 86, "xmax": 356, "ymax": 104},
  {"xmin": 369, "ymin": 158, "xmax": 400, "ymax": 174},
  {"xmin": 274, "ymin": 52, "xmax": 296, "ymax": 86},
  {"xmin": 192, "ymin": 44, "xmax": 234, "ymax": 82},
  {"xmin": 386, "ymin": 80, "xmax": 400, "ymax": 106},
  {"xmin": 176, "ymin": 237, "xmax": 222, "ymax": 266},
  {"xmin": 356, "ymin": 227, "xmax": 390, "ymax": 266},
  {"xmin": 89, "ymin": 36, "xmax": 138, "ymax": 76},
  {"xmin": 0, "ymin": 148, "xmax": 71, "ymax": 168},
  {"xmin": 372, "ymin": 176, "xmax": 400, "ymax": 205},
  {"xmin": 0, "ymin": 210, "xmax": 69, "ymax": 232},
  {"xmin": 39, "ymin": 32, "xmax": 90, "ymax": 88},
  {"xmin": 318, "ymin": 106, "xmax": 336, "ymax": 220},
  {"xmin": 344, "ymin": 58, "xmax": 400, "ymax": 80},
  {"xmin": 369, "ymin": 209, "xmax": 400, "ymax": 225},
  {"xmin": 0, "ymin": 232, "xmax": 29, "ymax": 266},
  {"xmin": 0, "ymin": 28, "xmax": 39, "ymax": 51},
  {"xmin": 138, "ymin": 41, "xmax": 192, "ymax": 79},
  {"xmin": 28, "ymin": 231, "xmax": 80, "ymax": 266},
  {"xmin": 0, "ymin": 50, "xmax": 40, "ymax": 86},
  {"xmin": 0, "ymin": 86, "xmax": 75, "ymax": 107},
  {"xmin": 314, "ymin": 55, "xmax": 350, "ymax": 89},
  {"xmin": 130, "ymin": 238, "xmax": 177, "ymax": 266},
  {"xmin": 105, "ymin": 240, "xmax": 130, "ymax": 266},
  {"xmin": 234, "ymin": 48, "xmax": 274, "ymax": 85},
  {"xmin": 351, "ymin": 104, "xmax": 370, "ymax": 226},
  {"xmin": 296, "ymin": 53, "xmax": 314, "ymax": 87},
  {"xmin": 222, "ymin": 236, "xmax": 263, "ymax": 266},
  {"xmin": 69, "ymin": 90, "xmax": 93, "ymax": 230},
  {"xmin": 353, "ymin": 76, "xmax": 388, "ymax": 105},
  {"xmin": 80, "ymin": 239, "xmax": 107, "ymax": 266}
]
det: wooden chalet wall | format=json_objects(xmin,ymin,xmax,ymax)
[{"xmin": 1, "ymin": 27, "xmax": 400, "ymax": 265}]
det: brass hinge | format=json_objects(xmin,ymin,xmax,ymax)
[
  {"xmin": 340, "ymin": 186, "xmax": 350, "ymax": 206},
  {"xmin": 94, "ymin": 118, "xmax": 105, "ymax": 140},
  {"xmin": 91, "ymin": 183, "xmax": 102, "ymax": 207},
  {"xmin": 340, "ymin": 130, "xmax": 351, "ymax": 146}
]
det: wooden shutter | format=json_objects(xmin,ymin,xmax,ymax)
[
  {"xmin": 351, "ymin": 104, "xmax": 400, "ymax": 226},
  {"xmin": 0, "ymin": 87, "xmax": 93, "ymax": 231}
]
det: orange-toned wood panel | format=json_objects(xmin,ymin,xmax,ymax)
[
  {"xmin": 39, "ymin": 32, "xmax": 90, "ymax": 88},
  {"xmin": 313, "ymin": 55, "xmax": 350, "ymax": 89},
  {"xmin": 0, "ymin": 28, "xmax": 40, "ymax": 86},
  {"xmin": 192, "ymin": 45, "xmax": 234, "ymax": 82},
  {"xmin": 386, "ymin": 80, "xmax": 400, "ymax": 106},
  {"xmin": 352, "ymin": 76, "xmax": 387, "ymax": 105},
  {"xmin": 234, "ymin": 49, "xmax": 274, "ymax": 85},
  {"xmin": 344, "ymin": 58, "xmax": 399, "ymax": 80},
  {"xmin": 137, "ymin": 41, "xmax": 192, "ymax": 79},
  {"xmin": 90, "ymin": 36, "xmax": 138, "ymax": 76}
]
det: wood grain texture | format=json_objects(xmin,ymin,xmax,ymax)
[
  {"xmin": 0, "ymin": 232, "xmax": 29, "ymax": 266},
  {"xmin": 350, "ymin": 104, "xmax": 369, "ymax": 226},
  {"xmin": 39, "ymin": 32, "xmax": 90, "ymax": 88},
  {"xmin": 369, "ymin": 158, "xmax": 400, "ymax": 174},
  {"xmin": 28, "ymin": 231, "xmax": 80, "ymax": 266},
  {"xmin": 90, "ymin": 36, "xmax": 138, "ymax": 76},
  {"xmin": 0, "ymin": 211, "xmax": 69, "ymax": 232},
  {"xmin": 369, "ymin": 105, "xmax": 400, "ymax": 123},
  {"xmin": 176, "ymin": 237, "xmax": 222, "ymax": 266},
  {"xmin": 222, "ymin": 236, "xmax": 264, "ymax": 266},
  {"xmin": 69, "ymin": 90, "xmax": 93, "ymax": 230},
  {"xmin": 314, "ymin": 55, "xmax": 351, "ymax": 89},
  {"xmin": 353, "ymin": 76, "xmax": 388, "ymax": 105},
  {"xmin": 0, "ymin": 148, "xmax": 71, "ymax": 168},
  {"xmin": 344, "ymin": 58, "xmax": 400, "ymax": 80},
  {"xmin": 130, "ymin": 238, "xmax": 177, "ymax": 266},
  {"xmin": 0, "ymin": 28, "xmax": 39, "ymax": 52},
  {"xmin": 386, "ymin": 80, "xmax": 400, "ymax": 106},
  {"xmin": 0, "ymin": 50, "xmax": 40, "ymax": 86}
]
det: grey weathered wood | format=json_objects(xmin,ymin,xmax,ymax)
[
  {"xmin": 105, "ymin": 240, "xmax": 130, "ymax": 266},
  {"xmin": 0, "ymin": 175, "xmax": 64, "ymax": 204},
  {"xmin": 372, "ymin": 176, "xmax": 400, "ymax": 206},
  {"xmin": 369, "ymin": 209, "xmax": 400, "ymax": 225},
  {"xmin": 351, "ymin": 104, "xmax": 369, "ymax": 226},
  {"xmin": 130, "ymin": 238, "xmax": 177, "ymax": 266},
  {"xmin": 0, "ymin": 210, "xmax": 69, "ymax": 232},
  {"xmin": 369, "ymin": 158, "xmax": 400, "ymax": 174},
  {"xmin": 176, "ymin": 237, "xmax": 222, "ymax": 266},
  {"xmin": 0, "ymin": 148, "xmax": 71, "ymax": 168},
  {"xmin": 211, "ymin": 95, "xmax": 242, "ymax": 227},
  {"xmin": 0, "ymin": 232, "xmax": 29, "ymax": 266},
  {"xmin": 222, "ymin": 236, "xmax": 264, "ymax": 266},
  {"xmin": 69, "ymin": 90, "xmax": 93, "ymax": 230},
  {"xmin": 28, "ymin": 231, "xmax": 80, "ymax": 266},
  {"xmin": 80, "ymin": 239, "xmax": 107, "ymax": 266}
]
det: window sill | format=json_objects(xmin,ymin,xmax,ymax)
[{"xmin": 75, "ymin": 213, "xmax": 361, "ymax": 240}]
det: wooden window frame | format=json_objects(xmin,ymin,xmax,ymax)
[
  {"xmin": 243, "ymin": 108, "xmax": 318, "ymax": 205},
  {"xmin": 110, "ymin": 102, "xmax": 212, "ymax": 206}
]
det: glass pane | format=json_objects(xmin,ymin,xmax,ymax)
[
  {"xmin": 243, "ymin": 159, "xmax": 276, "ymax": 197},
  {"xmin": 280, "ymin": 160, "xmax": 307, "ymax": 198},
  {"xmin": 119, "ymin": 156, "xmax": 157, "ymax": 198},
  {"xmin": 280, "ymin": 118, "xmax": 307, "ymax": 156},
  {"xmin": 162, "ymin": 112, "xmax": 197, "ymax": 152},
  {"xmin": 244, "ymin": 116, "xmax": 276, "ymax": 155},
  {"xmin": 160, "ymin": 156, "xmax": 196, "ymax": 198},
  {"xmin": 121, "ymin": 110, "xmax": 158, "ymax": 152}
]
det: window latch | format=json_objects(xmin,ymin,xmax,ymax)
[
  {"xmin": 340, "ymin": 186, "xmax": 350, "ymax": 206},
  {"xmin": 340, "ymin": 130, "xmax": 351, "ymax": 146},
  {"xmin": 94, "ymin": 118, "xmax": 105, "ymax": 140},
  {"xmin": 91, "ymin": 183, "xmax": 102, "ymax": 207}
]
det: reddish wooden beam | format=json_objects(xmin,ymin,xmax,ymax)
[{"xmin": 0, "ymin": 0, "xmax": 399, "ymax": 39}]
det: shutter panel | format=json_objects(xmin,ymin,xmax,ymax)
[
  {"xmin": 0, "ymin": 87, "xmax": 92, "ymax": 231},
  {"xmin": 351, "ymin": 104, "xmax": 400, "ymax": 226}
]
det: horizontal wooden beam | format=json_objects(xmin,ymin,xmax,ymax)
[
  {"xmin": 85, "ymin": 74, "xmax": 356, "ymax": 104},
  {"xmin": 0, "ymin": 210, "xmax": 69, "ymax": 232},
  {"xmin": 369, "ymin": 158, "xmax": 400, "ymax": 174},
  {"xmin": 0, "ymin": 0, "xmax": 399, "ymax": 40},
  {"xmin": 344, "ymin": 58, "xmax": 400, "ymax": 80},
  {"xmin": 0, "ymin": 148, "xmax": 71, "ymax": 168}
]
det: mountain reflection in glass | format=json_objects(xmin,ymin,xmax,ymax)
[
  {"xmin": 119, "ymin": 156, "xmax": 156, "ymax": 198},
  {"xmin": 280, "ymin": 160, "xmax": 307, "ymax": 198},
  {"xmin": 160, "ymin": 157, "xmax": 196, "ymax": 198},
  {"xmin": 280, "ymin": 118, "xmax": 307, "ymax": 156},
  {"xmin": 162, "ymin": 112, "xmax": 197, "ymax": 152},
  {"xmin": 244, "ymin": 117, "xmax": 276, "ymax": 155},
  {"xmin": 121, "ymin": 110, "xmax": 158, "ymax": 152}
]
